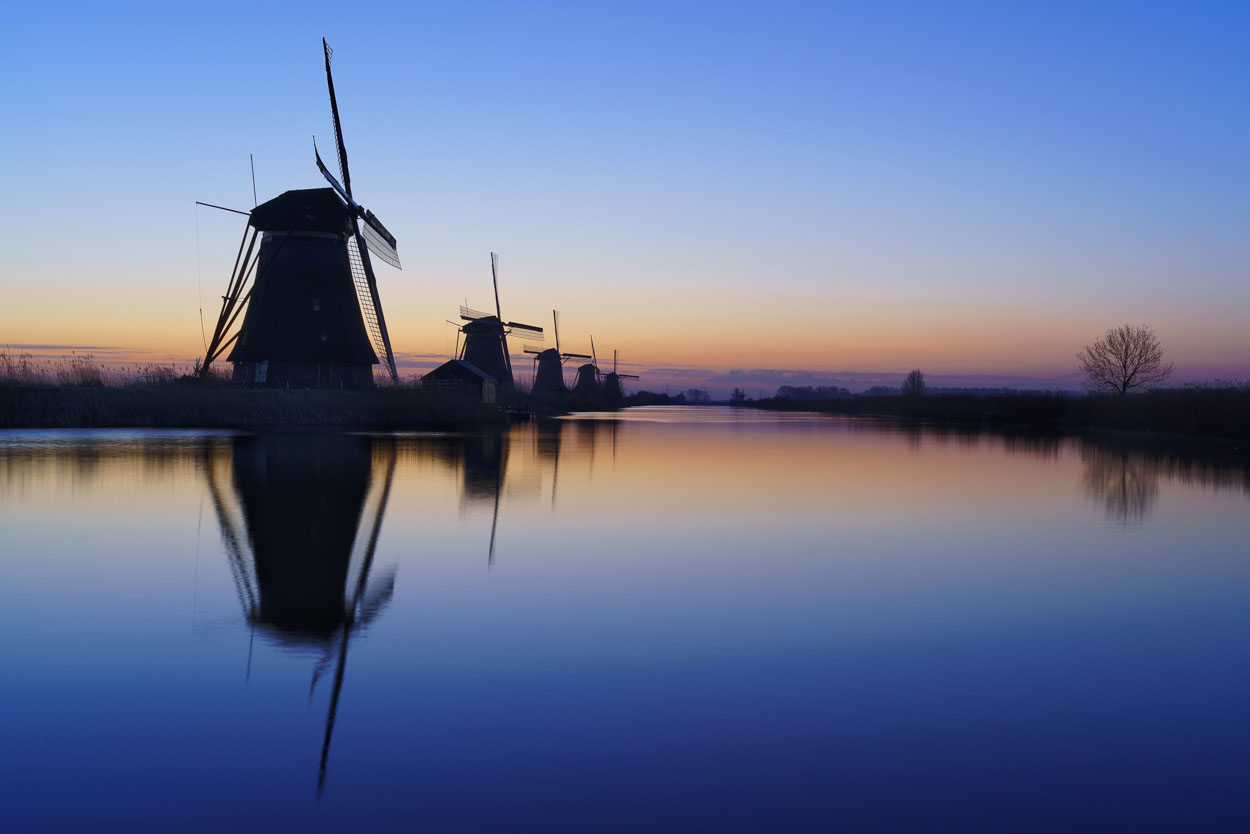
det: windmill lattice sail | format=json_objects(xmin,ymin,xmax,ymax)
[{"xmin": 319, "ymin": 38, "xmax": 399, "ymax": 383}]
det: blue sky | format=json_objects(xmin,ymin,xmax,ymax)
[{"xmin": 3, "ymin": 0, "xmax": 1248, "ymax": 390}]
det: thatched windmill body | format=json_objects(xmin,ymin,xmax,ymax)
[{"xmin": 198, "ymin": 39, "xmax": 402, "ymax": 389}]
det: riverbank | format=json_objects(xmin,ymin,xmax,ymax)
[
  {"xmin": 746, "ymin": 385, "xmax": 1250, "ymax": 441},
  {"xmin": 0, "ymin": 384, "xmax": 506, "ymax": 429}
]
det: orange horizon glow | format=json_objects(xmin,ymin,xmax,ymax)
[{"xmin": 6, "ymin": 280, "xmax": 1248, "ymax": 385}]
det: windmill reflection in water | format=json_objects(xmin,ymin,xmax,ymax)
[{"xmin": 204, "ymin": 434, "xmax": 397, "ymax": 795}]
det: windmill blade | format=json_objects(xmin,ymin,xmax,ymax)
[
  {"xmin": 323, "ymin": 38, "xmax": 352, "ymax": 196},
  {"xmin": 490, "ymin": 252, "xmax": 502, "ymax": 320},
  {"xmin": 553, "ymin": 310, "xmax": 560, "ymax": 354},
  {"xmin": 362, "ymin": 210, "xmax": 397, "ymax": 251},
  {"xmin": 460, "ymin": 304, "xmax": 491, "ymax": 321},
  {"xmin": 619, "ymin": 374, "xmax": 640, "ymax": 380},
  {"xmin": 314, "ymin": 140, "xmax": 358, "ymax": 211},
  {"xmin": 348, "ymin": 230, "xmax": 398, "ymax": 382},
  {"xmin": 523, "ymin": 345, "xmax": 545, "ymax": 355},
  {"xmin": 360, "ymin": 219, "xmax": 401, "ymax": 269},
  {"xmin": 590, "ymin": 335, "xmax": 598, "ymax": 368},
  {"xmin": 505, "ymin": 322, "xmax": 543, "ymax": 343},
  {"xmin": 561, "ymin": 352, "xmax": 591, "ymax": 360},
  {"xmin": 504, "ymin": 326, "xmax": 544, "ymax": 343},
  {"xmin": 357, "ymin": 566, "xmax": 397, "ymax": 626}
]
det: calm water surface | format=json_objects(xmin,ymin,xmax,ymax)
[{"xmin": 2, "ymin": 407, "xmax": 1249, "ymax": 831}]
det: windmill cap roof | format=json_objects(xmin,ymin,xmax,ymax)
[
  {"xmin": 250, "ymin": 187, "xmax": 352, "ymax": 234},
  {"xmin": 461, "ymin": 316, "xmax": 504, "ymax": 332}
]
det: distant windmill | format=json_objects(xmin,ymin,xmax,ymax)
[
  {"xmin": 198, "ymin": 39, "xmax": 401, "ymax": 388},
  {"xmin": 524, "ymin": 310, "xmax": 591, "ymax": 394},
  {"xmin": 572, "ymin": 334, "xmax": 602, "ymax": 395},
  {"xmin": 455, "ymin": 253, "xmax": 543, "ymax": 388},
  {"xmin": 602, "ymin": 349, "xmax": 640, "ymax": 403}
]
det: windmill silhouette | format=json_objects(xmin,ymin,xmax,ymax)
[
  {"xmin": 572, "ymin": 334, "xmax": 602, "ymax": 395},
  {"xmin": 454, "ymin": 252, "xmax": 543, "ymax": 388},
  {"xmin": 602, "ymin": 349, "xmax": 640, "ymax": 405},
  {"xmin": 198, "ymin": 39, "xmax": 401, "ymax": 388},
  {"xmin": 204, "ymin": 434, "xmax": 398, "ymax": 795},
  {"xmin": 524, "ymin": 310, "xmax": 591, "ymax": 394}
]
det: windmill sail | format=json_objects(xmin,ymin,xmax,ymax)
[
  {"xmin": 360, "ymin": 212, "xmax": 400, "ymax": 269},
  {"xmin": 321, "ymin": 39, "xmax": 399, "ymax": 383},
  {"xmin": 460, "ymin": 304, "xmax": 493, "ymax": 321},
  {"xmin": 505, "ymin": 322, "xmax": 544, "ymax": 341},
  {"xmin": 347, "ymin": 235, "xmax": 391, "ymax": 373},
  {"xmin": 323, "ymin": 39, "xmax": 351, "ymax": 194}
]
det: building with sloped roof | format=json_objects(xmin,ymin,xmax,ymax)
[{"xmin": 421, "ymin": 359, "xmax": 497, "ymax": 403}]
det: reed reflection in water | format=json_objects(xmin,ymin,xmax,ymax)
[{"xmin": 2, "ymin": 411, "xmax": 1250, "ymax": 830}]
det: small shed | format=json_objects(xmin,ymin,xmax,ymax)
[{"xmin": 421, "ymin": 360, "xmax": 497, "ymax": 403}]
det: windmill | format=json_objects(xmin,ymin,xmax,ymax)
[
  {"xmin": 197, "ymin": 39, "xmax": 401, "ymax": 388},
  {"xmin": 572, "ymin": 334, "xmax": 602, "ymax": 395},
  {"xmin": 455, "ymin": 252, "xmax": 543, "ymax": 388},
  {"xmin": 602, "ymin": 349, "xmax": 640, "ymax": 404},
  {"xmin": 524, "ymin": 310, "xmax": 591, "ymax": 394},
  {"xmin": 204, "ymin": 434, "xmax": 398, "ymax": 795}
]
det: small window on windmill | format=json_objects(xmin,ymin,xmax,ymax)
[
  {"xmin": 320, "ymin": 330, "xmax": 328, "ymax": 342},
  {"xmin": 312, "ymin": 298, "xmax": 320, "ymax": 311}
]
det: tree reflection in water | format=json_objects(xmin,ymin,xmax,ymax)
[
  {"xmin": 842, "ymin": 419, "xmax": 1249, "ymax": 525},
  {"xmin": 1080, "ymin": 444, "xmax": 1160, "ymax": 524},
  {"xmin": 1076, "ymin": 434, "xmax": 1250, "ymax": 524}
]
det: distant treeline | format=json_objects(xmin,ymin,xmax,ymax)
[
  {"xmin": 624, "ymin": 389, "xmax": 711, "ymax": 406},
  {"xmin": 0, "ymin": 384, "xmax": 503, "ymax": 430},
  {"xmin": 748, "ymin": 385, "xmax": 1250, "ymax": 440}
]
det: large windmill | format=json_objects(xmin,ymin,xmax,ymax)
[
  {"xmin": 524, "ymin": 310, "xmax": 591, "ymax": 394},
  {"xmin": 602, "ymin": 349, "xmax": 640, "ymax": 404},
  {"xmin": 455, "ymin": 252, "xmax": 543, "ymax": 388},
  {"xmin": 197, "ymin": 39, "xmax": 401, "ymax": 388}
]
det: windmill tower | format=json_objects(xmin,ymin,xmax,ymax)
[
  {"xmin": 524, "ymin": 310, "xmax": 591, "ymax": 394},
  {"xmin": 572, "ymin": 335, "xmax": 602, "ymax": 395},
  {"xmin": 198, "ymin": 39, "xmax": 402, "ymax": 389},
  {"xmin": 602, "ymin": 349, "xmax": 640, "ymax": 405},
  {"xmin": 455, "ymin": 252, "xmax": 543, "ymax": 388}
]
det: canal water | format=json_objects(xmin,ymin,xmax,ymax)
[{"xmin": 2, "ymin": 408, "xmax": 1248, "ymax": 831}]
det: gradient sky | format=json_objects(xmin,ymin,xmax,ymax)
[{"xmin": 3, "ymin": 0, "xmax": 1249, "ymax": 389}]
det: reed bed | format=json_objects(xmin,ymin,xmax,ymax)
[
  {"xmin": 0, "ymin": 384, "xmax": 502, "ymax": 429},
  {"xmin": 0, "ymin": 349, "xmax": 506, "ymax": 429}
]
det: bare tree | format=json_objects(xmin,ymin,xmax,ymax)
[
  {"xmin": 902, "ymin": 368, "xmax": 925, "ymax": 396},
  {"xmin": 1077, "ymin": 324, "xmax": 1173, "ymax": 395}
]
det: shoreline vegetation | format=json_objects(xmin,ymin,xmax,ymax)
[
  {"xmin": 8, "ymin": 381, "xmax": 1243, "ymax": 441},
  {"xmin": 0, "ymin": 384, "xmax": 505, "ymax": 430},
  {"xmin": 740, "ymin": 385, "xmax": 1250, "ymax": 442},
  {"xmin": 2, "ymin": 352, "xmax": 1247, "ymax": 440}
]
